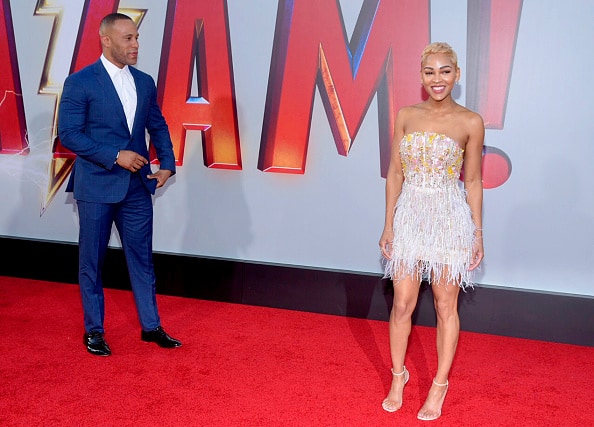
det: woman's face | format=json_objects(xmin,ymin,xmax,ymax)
[{"xmin": 420, "ymin": 53, "xmax": 460, "ymax": 101}]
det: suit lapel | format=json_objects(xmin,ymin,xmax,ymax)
[
  {"xmin": 130, "ymin": 68, "xmax": 143, "ymax": 135},
  {"xmin": 93, "ymin": 61, "xmax": 129, "ymax": 133}
]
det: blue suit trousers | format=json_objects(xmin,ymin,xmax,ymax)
[{"xmin": 77, "ymin": 173, "xmax": 160, "ymax": 333}]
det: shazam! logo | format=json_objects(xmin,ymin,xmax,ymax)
[{"xmin": 0, "ymin": 0, "xmax": 518, "ymax": 215}]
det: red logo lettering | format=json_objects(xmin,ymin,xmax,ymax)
[
  {"xmin": 258, "ymin": 0, "xmax": 430, "ymax": 175},
  {"xmin": 0, "ymin": 0, "xmax": 28, "ymax": 155},
  {"xmin": 466, "ymin": 0, "xmax": 522, "ymax": 128},
  {"xmin": 157, "ymin": 0, "xmax": 242, "ymax": 169},
  {"xmin": 466, "ymin": 0, "xmax": 522, "ymax": 187}
]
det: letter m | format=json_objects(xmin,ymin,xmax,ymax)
[{"xmin": 258, "ymin": 0, "xmax": 429, "ymax": 175}]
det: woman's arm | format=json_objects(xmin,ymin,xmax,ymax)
[
  {"xmin": 463, "ymin": 112, "xmax": 485, "ymax": 270},
  {"xmin": 379, "ymin": 108, "xmax": 407, "ymax": 259}
]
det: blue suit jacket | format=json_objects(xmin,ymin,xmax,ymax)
[{"xmin": 58, "ymin": 59, "xmax": 176, "ymax": 203}]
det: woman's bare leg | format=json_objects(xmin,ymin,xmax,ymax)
[
  {"xmin": 382, "ymin": 274, "xmax": 421, "ymax": 412},
  {"xmin": 417, "ymin": 274, "xmax": 460, "ymax": 420}
]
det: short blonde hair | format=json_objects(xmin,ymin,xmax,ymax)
[{"xmin": 421, "ymin": 42, "xmax": 458, "ymax": 69}]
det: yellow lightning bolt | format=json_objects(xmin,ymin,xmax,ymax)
[{"xmin": 35, "ymin": 0, "xmax": 64, "ymax": 137}]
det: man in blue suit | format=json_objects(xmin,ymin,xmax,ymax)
[{"xmin": 58, "ymin": 13, "xmax": 181, "ymax": 356}]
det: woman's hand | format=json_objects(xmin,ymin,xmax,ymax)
[
  {"xmin": 468, "ymin": 235, "xmax": 484, "ymax": 271},
  {"xmin": 379, "ymin": 228, "xmax": 394, "ymax": 260}
]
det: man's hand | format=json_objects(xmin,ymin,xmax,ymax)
[
  {"xmin": 147, "ymin": 169, "xmax": 173, "ymax": 188},
  {"xmin": 116, "ymin": 150, "xmax": 148, "ymax": 173}
]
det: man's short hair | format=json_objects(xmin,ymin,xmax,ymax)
[{"xmin": 99, "ymin": 13, "xmax": 133, "ymax": 35}]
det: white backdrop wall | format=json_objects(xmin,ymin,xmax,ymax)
[{"xmin": 1, "ymin": 0, "xmax": 593, "ymax": 296}]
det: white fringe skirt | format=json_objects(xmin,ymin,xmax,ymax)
[{"xmin": 383, "ymin": 182, "xmax": 476, "ymax": 288}]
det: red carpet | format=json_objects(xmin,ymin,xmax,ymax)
[{"xmin": 0, "ymin": 276, "xmax": 592, "ymax": 426}]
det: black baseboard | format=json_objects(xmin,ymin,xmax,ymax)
[{"xmin": 2, "ymin": 236, "xmax": 592, "ymax": 347}]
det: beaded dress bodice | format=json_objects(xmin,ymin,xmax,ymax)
[{"xmin": 400, "ymin": 132, "xmax": 463, "ymax": 188}]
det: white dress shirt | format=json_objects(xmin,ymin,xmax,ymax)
[{"xmin": 101, "ymin": 55, "xmax": 137, "ymax": 132}]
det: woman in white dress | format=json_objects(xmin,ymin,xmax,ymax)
[{"xmin": 378, "ymin": 42, "xmax": 484, "ymax": 421}]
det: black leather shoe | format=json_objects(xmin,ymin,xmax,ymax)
[
  {"xmin": 141, "ymin": 326, "xmax": 182, "ymax": 348},
  {"xmin": 84, "ymin": 331, "xmax": 111, "ymax": 356}
]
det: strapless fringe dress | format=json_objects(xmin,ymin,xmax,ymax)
[{"xmin": 383, "ymin": 132, "xmax": 477, "ymax": 288}]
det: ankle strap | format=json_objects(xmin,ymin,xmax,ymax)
[
  {"xmin": 433, "ymin": 378, "xmax": 448, "ymax": 387},
  {"xmin": 391, "ymin": 366, "xmax": 407, "ymax": 376}
]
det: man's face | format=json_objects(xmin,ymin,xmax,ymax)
[{"xmin": 102, "ymin": 18, "xmax": 139, "ymax": 68}]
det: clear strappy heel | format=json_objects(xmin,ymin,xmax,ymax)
[
  {"xmin": 381, "ymin": 366, "xmax": 410, "ymax": 412},
  {"xmin": 417, "ymin": 378, "xmax": 449, "ymax": 421}
]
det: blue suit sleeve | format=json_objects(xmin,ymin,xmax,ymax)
[
  {"xmin": 144, "ymin": 77, "xmax": 176, "ymax": 175},
  {"xmin": 58, "ymin": 75, "xmax": 119, "ymax": 169}
]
